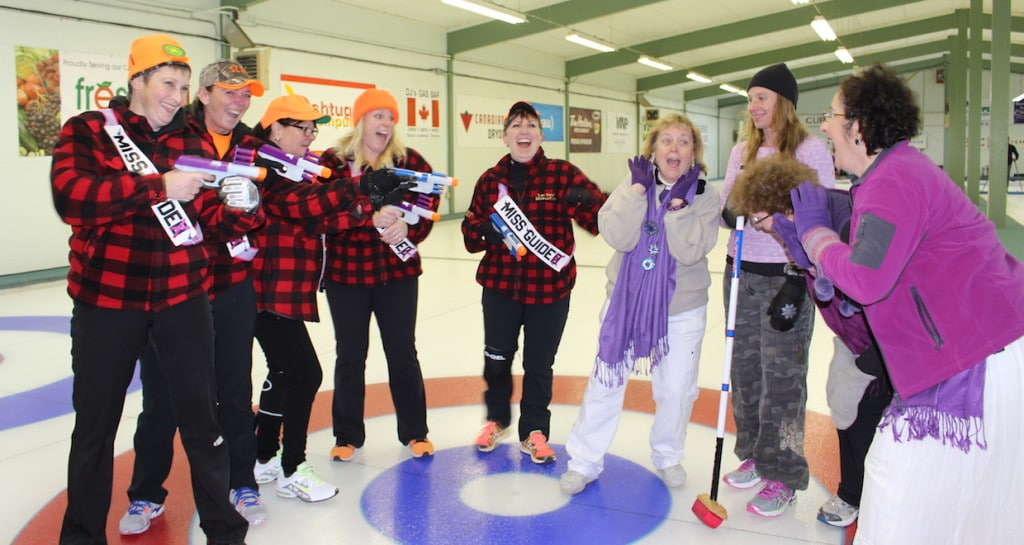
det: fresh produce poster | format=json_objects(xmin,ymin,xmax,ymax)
[{"xmin": 16, "ymin": 46, "xmax": 126, "ymax": 157}]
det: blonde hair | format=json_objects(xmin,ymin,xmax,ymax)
[
  {"xmin": 641, "ymin": 113, "xmax": 707, "ymax": 174},
  {"xmin": 740, "ymin": 96, "xmax": 808, "ymax": 166},
  {"xmin": 332, "ymin": 120, "xmax": 408, "ymax": 171}
]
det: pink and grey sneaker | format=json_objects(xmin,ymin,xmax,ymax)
[
  {"xmin": 723, "ymin": 458, "xmax": 761, "ymax": 489},
  {"xmin": 746, "ymin": 480, "xmax": 796, "ymax": 517}
]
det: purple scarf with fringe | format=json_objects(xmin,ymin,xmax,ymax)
[
  {"xmin": 879, "ymin": 361, "xmax": 987, "ymax": 453},
  {"xmin": 594, "ymin": 184, "xmax": 676, "ymax": 387}
]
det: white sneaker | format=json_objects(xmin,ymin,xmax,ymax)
[
  {"xmin": 276, "ymin": 461, "xmax": 339, "ymax": 502},
  {"xmin": 817, "ymin": 494, "xmax": 859, "ymax": 527},
  {"xmin": 230, "ymin": 487, "xmax": 268, "ymax": 526},
  {"xmin": 558, "ymin": 470, "xmax": 595, "ymax": 495},
  {"xmin": 118, "ymin": 500, "xmax": 164, "ymax": 535},
  {"xmin": 254, "ymin": 456, "xmax": 281, "ymax": 484},
  {"xmin": 659, "ymin": 464, "xmax": 687, "ymax": 488}
]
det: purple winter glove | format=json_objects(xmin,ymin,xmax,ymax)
[
  {"xmin": 628, "ymin": 155, "xmax": 655, "ymax": 191},
  {"xmin": 668, "ymin": 163, "xmax": 701, "ymax": 206},
  {"xmin": 775, "ymin": 212, "xmax": 834, "ymax": 301},
  {"xmin": 790, "ymin": 182, "xmax": 832, "ymax": 240},
  {"xmin": 771, "ymin": 213, "xmax": 812, "ymax": 269}
]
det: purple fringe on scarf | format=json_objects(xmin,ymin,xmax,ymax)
[
  {"xmin": 878, "ymin": 361, "xmax": 987, "ymax": 453},
  {"xmin": 594, "ymin": 184, "xmax": 676, "ymax": 387}
]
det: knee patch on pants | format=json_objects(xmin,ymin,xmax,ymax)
[{"xmin": 484, "ymin": 346, "xmax": 514, "ymax": 377}]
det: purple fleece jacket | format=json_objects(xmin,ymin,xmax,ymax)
[{"xmin": 814, "ymin": 142, "xmax": 1024, "ymax": 398}]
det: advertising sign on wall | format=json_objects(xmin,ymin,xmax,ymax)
[{"xmin": 569, "ymin": 107, "xmax": 601, "ymax": 153}]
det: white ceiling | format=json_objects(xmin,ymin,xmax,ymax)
[{"xmin": 259, "ymin": 0, "xmax": 1022, "ymax": 99}]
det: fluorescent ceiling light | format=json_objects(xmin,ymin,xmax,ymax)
[
  {"xmin": 811, "ymin": 16, "xmax": 837, "ymax": 41},
  {"xmin": 441, "ymin": 0, "xmax": 527, "ymax": 24},
  {"xmin": 720, "ymin": 83, "xmax": 747, "ymax": 97},
  {"xmin": 834, "ymin": 46, "xmax": 854, "ymax": 64},
  {"xmin": 686, "ymin": 71, "xmax": 712, "ymax": 83},
  {"xmin": 791, "ymin": 0, "xmax": 810, "ymax": 4},
  {"xmin": 1013, "ymin": 92, "xmax": 1024, "ymax": 102},
  {"xmin": 565, "ymin": 33, "xmax": 615, "ymax": 53},
  {"xmin": 637, "ymin": 56, "xmax": 673, "ymax": 71}
]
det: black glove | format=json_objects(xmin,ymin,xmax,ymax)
[
  {"xmin": 474, "ymin": 221, "xmax": 504, "ymax": 247},
  {"xmin": 767, "ymin": 274, "xmax": 807, "ymax": 332},
  {"xmin": 564, "ymin": 185, "xmax": 597, "ymax": 208},
  {"xmin": 359, "ymin": 169, "xmax": 406, "ymax": 209},
  {"xmin": 721, "ymin": 205, "xmax": 738, "ymax": 229}
]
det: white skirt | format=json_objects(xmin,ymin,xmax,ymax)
[{"xmin": 854, "ymin": 335, "xmax": 1024, "ymax": 545}]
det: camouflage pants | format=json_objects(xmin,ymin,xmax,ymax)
[{"xmin": 723, "ymin": 263, "xmax": 812, "ymax": 490}]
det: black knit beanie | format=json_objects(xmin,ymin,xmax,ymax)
[{"xmin": 747, "ymin": 63, "xmax": 798, "ymax": 106}]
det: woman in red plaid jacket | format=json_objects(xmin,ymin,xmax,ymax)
[
  {"xmin": 321, "ymin": 89, "xmax": 440, "ymax": 462},
  {"xmin": 246, "ymin": 95, "xmax": 376, "ymax": 503},
  {"xmin": 50, "ymin": 35, "xmax": 258, "ymax": 545},
  {"xmin": 461, "ymin": 101, "xmax": 606, "ymax": 464}
]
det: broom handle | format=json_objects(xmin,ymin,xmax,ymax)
[{"xmin": 711, "ymin": 216, "xmax": 744, "ymax": 501}]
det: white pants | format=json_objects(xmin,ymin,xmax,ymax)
[
  {"xmin": 565, "ymin": 304, "xmax": 707, "ymax": 479},
  {"xmin": 854, "ymin": 335, "xmax": 1024, "ymax": 545}
]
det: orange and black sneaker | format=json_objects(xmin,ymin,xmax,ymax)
[
  {"xmin": 474, "ymin": 421, "xmax": 510, "ymax": 452},
  {"xmin": 408, "ymin": 438, "xmax": 435, "ymax": 458},
  {"xmin": 330, "ymin": 444, "xmax": 357, "ymax": 462},
  {"xmin": 520, "ymin": 430, "xmax": 556, "ymax": 464}
]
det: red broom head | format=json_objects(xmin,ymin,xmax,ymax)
[{"xmin": 692, "ymin": 493, "xmax": 728, "ymax": 529}]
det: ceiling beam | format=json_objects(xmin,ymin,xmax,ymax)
[
  {"xmin": 567, "ymin": 0, "xmax": 921, "ymax": 78},
  {"xmin": 446, "ymin": 0, "xmax": 663, "ymax": 55},
  {"xmin": 220, "ymin": 0, "xmax": 268, "ymax": 9},
  {"xmin": 694, "ymin": 40, "xmax": 1024, "ymax": 103},
  {"xmin": 716, "ymin": 57, "xmax": 1024, "ymax": 108},
  {"xmin": 637, "ymin": 14, "xmax": 954, "ymax": 92}
]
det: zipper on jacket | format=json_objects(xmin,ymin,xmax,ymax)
[{"xmin": 909, "ymin": 286, "xmax": 943, "ymax": 350}]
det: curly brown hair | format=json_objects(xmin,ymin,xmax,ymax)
[
  {"xmin": 840, "ymin": 63, "xmax": 920, "ymax": 154},
  {"xmin": 728, "ymin": 154, "xmax": 819, "ymax": 217}
]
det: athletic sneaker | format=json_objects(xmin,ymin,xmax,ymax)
[
  {"xmin": 746, "ymin": 480, "xmax": 796, "ymax": 517},
  {"xmin": 723, "ymin": 458, "xmax": 762, "ymax": 489},
  {"xmin": 276, "ymin": 461, "xmax": 338, "ymax": 502},
  {"xmin": 659, "ymin": 464, "xmax": 687, "ymax": 488},
  {"xmin": 559, "ymin": 470, "xmax": 595, "ymax": 495},
  {"xmin": 475, "ymin": 421, "xmax": 510, "ymax": 452},
  {"xmin": 230, "ymin": 487, "xmax": 268, "ymax": 525},
  {"xmin": 408, "ymin": 438, "xmax": 435, "ymax": 458},
  {"xmin": 330, "ymin": 444, "xmax": 357, "ymax": 462},
  {"xmin": 254, "ymin": 455, "xmax": 281, "ymax": 484},
  {"xmin": 817, "ymin": 494, "xmax": 859, "ymax": 527},
  {"xmin": 520, "ymin": 430, "xmax": 556, "ymax": 464},
  {"xmin": 118, "ymin": 500, "xmax": 164, "ymax": 535}
]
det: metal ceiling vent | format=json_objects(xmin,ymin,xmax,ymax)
[{"xmin": 231, "ymin": 48, "xmax": 269, "ymax": 91}]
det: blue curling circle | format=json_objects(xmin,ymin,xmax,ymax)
[
  {"xmin": 361, "ymin": 444, "xmax": 671, "ymax": 545},
  {"xmin": 0, "ymin": 315, "xmax": 141, "ymax": 431}
]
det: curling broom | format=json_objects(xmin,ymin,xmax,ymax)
[{"xmin": 691, "ymin": 215, "xmax": 745, "ymax": 529}]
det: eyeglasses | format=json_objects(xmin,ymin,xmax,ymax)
[
  {"xmin": 822, "ymin": 111, "xmax": 847, "ymax": 121},
  {"xmin": 283, "ymin": 122, "xmax": 319, "ymax": 137}
]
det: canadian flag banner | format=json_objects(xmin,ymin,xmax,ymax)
[{"xmin": 407, "ymin": 97, "xmax": 440, "ymax": 128}]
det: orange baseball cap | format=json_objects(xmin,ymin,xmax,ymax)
[
  {"xmin": 128, "ymin": 34, "xmax": 189, "ymax": 79},
  {"xmin": 352, "ymin": 88, "xmax": 399, "ymax": 124},
  {"xmin": 259, "ymin": 95, "xmax": 330, "ymax": 129},
  {"xmin": 199, "ymin": 60, "xmax": 265, "ymax": 97}
]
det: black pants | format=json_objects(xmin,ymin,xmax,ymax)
[
  {"xmin": 325, "ymin": 278, "xmax": 428, "ymax": 447},
  {"xmin": 836, "ymin": 345, "xmax": 893, "ymax": 507},
  {"xmin": 480, "ymin": 288, "xmax": 570, "ymax": 441},
  {"xmin": 127, "ymin": 279, "xmax": 259, "ymax": 502},
  {"xmin": 254, "ymin": 311, "xmax": 323, "ymax": 474},
  {"xmin": 60, "ymin": 296, "xmax": 248, "ymax": 545}
]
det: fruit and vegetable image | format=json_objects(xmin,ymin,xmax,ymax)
[{"xmin": 16, "ymin": 47, "xmax": 61, "ymax": 157}]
